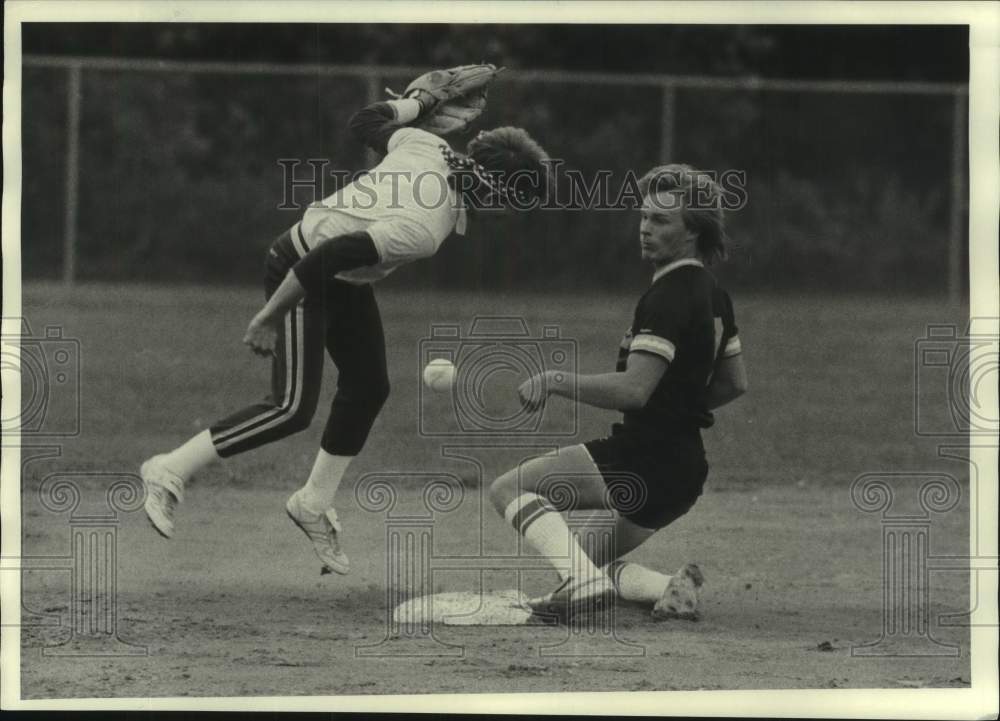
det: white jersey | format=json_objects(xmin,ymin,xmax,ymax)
[{"xmin": 296, "ymin": 127, "xmax": 467, "ymax": 285}]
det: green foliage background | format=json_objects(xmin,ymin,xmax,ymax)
[{"xmin": 21, "ymin": 25, "xmax": 968, "ymax": 293}]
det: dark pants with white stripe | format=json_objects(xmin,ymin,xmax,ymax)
[{"xmin": 209, "ymin": 230, "xmax": 390, "ymax": 458}]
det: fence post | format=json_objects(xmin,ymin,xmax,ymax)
[
  {"xmin": 660, "ymin": 82, "xmax": 676, "ymax": 162},
  {"xmin": 63, "ymin": 63, "xmax": 82, "ymax": 287},
  {"xmin": 948, "ymin": 90, "xmax": 966, "ymax": 306}
]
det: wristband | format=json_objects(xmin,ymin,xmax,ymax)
[{"xmin": 386, "ymin": 98, "xmax": 422, "ymax": 124}]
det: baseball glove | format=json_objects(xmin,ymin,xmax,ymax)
[{"xmin": 386, "ymin": 64, "xmax": 505, "ymax": 136}]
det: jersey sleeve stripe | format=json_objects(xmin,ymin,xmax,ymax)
[
  {"xmin": 630, "ymin": 334, "xmax": 676, "ymax": 362},
  {"xmin": 722, "ymin": 335, "xmax": 742, "ymax": 357},
  {"xmin": 293, "ymin": 222, "xmax": 311, "ymax": 257}
]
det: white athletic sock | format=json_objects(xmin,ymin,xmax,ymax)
[
  {"xmin": 297, "ymin": 450, "xmax": 353, "ymax": 513},
  {"xmin": 162, "ymin": 429, "xmax": 220, "ymax": 482},
  {"xmin": 606, "ymin": 560, "xmax": 671, "ymax": 604},
  {"xmin": 504, "ymin": 493, "xmax": 601, "ymax": 582}
]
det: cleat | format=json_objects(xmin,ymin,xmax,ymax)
[
  {"xmin": 285, "ymin": 491, "xmax": 350, "ymax": 576},
  {"xmin": 527, "ymin": 573, "xmax": 615, "ymax": 622},
  {"xmin": 652, "ymin": 563, "xmax": 705, "ymax": 621},
  {"xmin": 140, "ymin": 454, "xmax": 185, "ymax": 539}
]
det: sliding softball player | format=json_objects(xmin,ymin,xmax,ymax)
[{"xmin": 489, "ymin": 164, "xmax": 747, "ymax": 621}]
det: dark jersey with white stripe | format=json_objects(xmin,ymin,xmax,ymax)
[{"xmin": 616, "ymin": 259, "xmax": 741, "ymax": 437}]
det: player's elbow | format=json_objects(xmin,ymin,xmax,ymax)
[
  {"xmin": 621, "ymin": 385, "xmax": 654, "ymax": 411},
  {"xmin": 719, "ymin": 379, "xmax": 748, "ymax": 407},
  {"xmin": 731, "ymin": 377, "xmax": 748, "ymax": 397},
  {"xmin": 348, "ymin": 103, "xmax": 395, "ymax": 147},
  {"xmin": 347, "ymin": 111, "xmax": 366, "ymax": 139},
  {"xmin": 712, "ymin": 364, "xmax": 748, "ymax": 401}
]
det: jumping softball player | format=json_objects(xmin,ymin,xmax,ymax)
[
  {"xmin": 488, "ymin": 164, "xmax": 748, "ymax": 621},
  {"xmin": 141, "ymin": 65, "xmax": 551, "ymax": 575}
]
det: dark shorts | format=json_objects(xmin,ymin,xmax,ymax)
[{"xmin": 584, "ymin": 425, "xmax": 708, "ymax": 530}]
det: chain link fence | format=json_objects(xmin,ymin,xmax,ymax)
[{"xmin": 21, "ymin": 57, "xmax": 967, "ymax": 296}]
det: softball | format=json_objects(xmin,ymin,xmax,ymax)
[{"xmin": 423, "ymin": 358, "xmax": 456, "ymax": 392}]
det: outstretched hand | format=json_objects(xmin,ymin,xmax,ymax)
[
  {"xmin": 243, "ymin": 314, "xmax": 280, "ymax": 358},
  {"xmin": 518, "ymin": 372, "xmax": 550, "ymax": 413}
]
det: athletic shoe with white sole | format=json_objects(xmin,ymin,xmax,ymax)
[
  {"xmin": 285, "ymin": 491, "xmax": 350, "ymax": 576},
  {"xmin": 527, "ymin": 573, "xmax": 615, "ymax": 622},
  {"xmin": 652, "ymin": 562, "xmax": 705, "ymax": 621},
  {"xmin": 140, "ymin": 454, "xmax": 185, "ymax": 539}
]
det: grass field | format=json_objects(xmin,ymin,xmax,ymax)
[{"xmin": 14, "ymin": 282, "xmax": 973, "ymax": 699}]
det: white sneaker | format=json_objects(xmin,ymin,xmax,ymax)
[
  {"xmin": 652, "ymin": 563, "xmax": 705, "ymax": 621},
  {"xmin": 527, "ymin": 573, "xmax": 615, "ymax": 622},
  {"xmin": 285, "ymin": 491, "xmax": 350, "ymax": 576},
  {"xmin": 140, "ymin": 454, "xmax": 185, "ymax": 539}
]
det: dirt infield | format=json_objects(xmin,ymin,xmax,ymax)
[
  {"xmin": 20, "ymin": 480, "xmax": 970, "ymax": 697},
  {"xmin": 14, "ymin": 285, "xmax": 974, "ymax": 699}
]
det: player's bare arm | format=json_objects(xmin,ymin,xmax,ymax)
[
  {"xmin": 243, "ymin": 231, "xmax": 380, "ymax": 355},
  {"xmin": 519, "ymin": 351, "xmax": 667, "ymax": 412},
  {"xmin": 705, "ymin": 353, "xmax": 748, "ymax": 409}
]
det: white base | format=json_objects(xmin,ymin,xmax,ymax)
[{"xmin": 392, "ymin": 590, "xmax": 551, "ymax": 626}]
